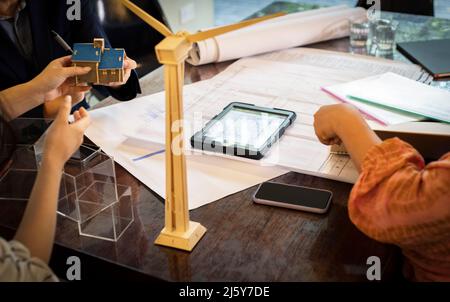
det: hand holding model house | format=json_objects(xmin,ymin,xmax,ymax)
[{"xmin": 71, "ymin": 38, "xmax": 136, "ymax": 87}]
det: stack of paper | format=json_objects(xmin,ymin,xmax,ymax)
[{"xmin": 324, "ymin": 72, "xmax": 450, "ymax": 124}]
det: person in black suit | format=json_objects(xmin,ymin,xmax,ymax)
[{"xmin": 0, "ymin": 0, "xmax": 141, "ymax": 118}]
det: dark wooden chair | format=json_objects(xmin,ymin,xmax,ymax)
[{"xmin": 357, "ymin": 0, "xmax": 434, "ymax": 16}]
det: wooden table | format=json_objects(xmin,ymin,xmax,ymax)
[{"xmin": 0, "ymin": 36, "xmax": 403, "ymax": 281}]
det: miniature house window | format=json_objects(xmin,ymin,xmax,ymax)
[
  {"xmin": 103, "ymin": 71, "xmax": 107, "ymax": 75},
  {"xmin": 111, "ymin": 71, "xmax": 116, "ymax": 75}
]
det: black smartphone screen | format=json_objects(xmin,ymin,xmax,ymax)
[{"xmin": 254, "ymin": 182, "xmax": 332, "ymax": 210}]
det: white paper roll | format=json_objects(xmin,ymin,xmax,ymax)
[{"xmin": 187, "ymin": 6, "xmax": 367, "ymax": 66}]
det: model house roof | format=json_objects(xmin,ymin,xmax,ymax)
[
  {"xmin": 72, "ymin": 43, "xmax": 102, "ymax": 62},
  {"xmin": 99, "ymin": 49, "xmax": 125, "ymax": 70},
  {"xmin": 72, "ymin": 43, "xmax": 125, "ymax": 70}
]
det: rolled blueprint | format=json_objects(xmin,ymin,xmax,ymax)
[{"xmin": 187, "ymin": 6, "xmax": 367, "ymax": 65}]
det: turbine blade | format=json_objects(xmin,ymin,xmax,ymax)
[
  {"xmin": 186, "ymin": 12, "xmax": 285, "ymax": 43},
  {"xmin": 121, "ymin": 0, "xmax": 173, "ymax": 37}
]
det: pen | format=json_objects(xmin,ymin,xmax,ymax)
[
  {"xmin": 51, "ymin": 30, "xmax": 73, "ymax": 54},
  {"xmin": 132, "ymin": 149, "xmax": 165, "ymax": 162}
]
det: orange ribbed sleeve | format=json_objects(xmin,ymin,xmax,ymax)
[{"xmin": 348, "ymin": 138, "xmax": 450, "ymax": 281}]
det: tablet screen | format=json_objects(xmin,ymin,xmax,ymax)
[{"xmin": 203, "ymin": 107, "xmax": 287, "ymax": 149}]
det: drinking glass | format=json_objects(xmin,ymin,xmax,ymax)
[
  {"xmin": 370, "ymin": 19, "xmax": 398, "ymax": 56},
  {"xmin": 349, "ymin": 20, "xmax": 369, "ymax": 48}
]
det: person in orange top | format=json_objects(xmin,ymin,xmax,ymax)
[{"xmin": 314, "ymin": 103, "xmax": 450, "ymax": 282}]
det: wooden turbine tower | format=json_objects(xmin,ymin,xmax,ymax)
[{"xmin": 120, "ymin": 0, "xmax": 282, "ymax": 251}]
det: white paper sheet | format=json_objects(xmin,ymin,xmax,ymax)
[
  {"xmin": 187, "ymin": 6, "xmax": 367, "ymax": 65},
  {"xmin": 259, "ymin": 48, "xmax": 426, "ymax": 125},
  {"xmin": 180, "ymin": 57, "xmax": 358, "ymax": 181},
  {"xmin": 86, "ymin": 82, "xmax": 288, "ymax": 210},
  {"xmin": 258, "ymin": 48, "xmax": 426, "ymax": 80}
]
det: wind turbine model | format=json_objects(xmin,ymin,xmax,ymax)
[{"xmin": 120, "ymin": 0, "xmax": 283, "ymax": 251}]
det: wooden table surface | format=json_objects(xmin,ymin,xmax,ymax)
[{"xmin": 0, "ymin": 38, "xmax": 402, "ymax": 281}]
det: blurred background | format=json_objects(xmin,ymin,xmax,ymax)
[
  {"xmin": 215, "ymin": 0, "xmax": 449, "ymax": 25},
  {"xmin": 95, "ymin": 0, "xmax": 450, "ymax": 79}
]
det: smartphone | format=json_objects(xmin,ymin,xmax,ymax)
[{"xmin": 252, "ymin": 182, "xmax": 332, "ymax": 214}]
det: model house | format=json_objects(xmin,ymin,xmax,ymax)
[{"xmin": 72, "ymin": 38, "xmax": 125, "ymax": 85}]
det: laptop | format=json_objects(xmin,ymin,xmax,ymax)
[{"xmin": 397, "ymin": 39, "xmax": 450, "ymax": 79}]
